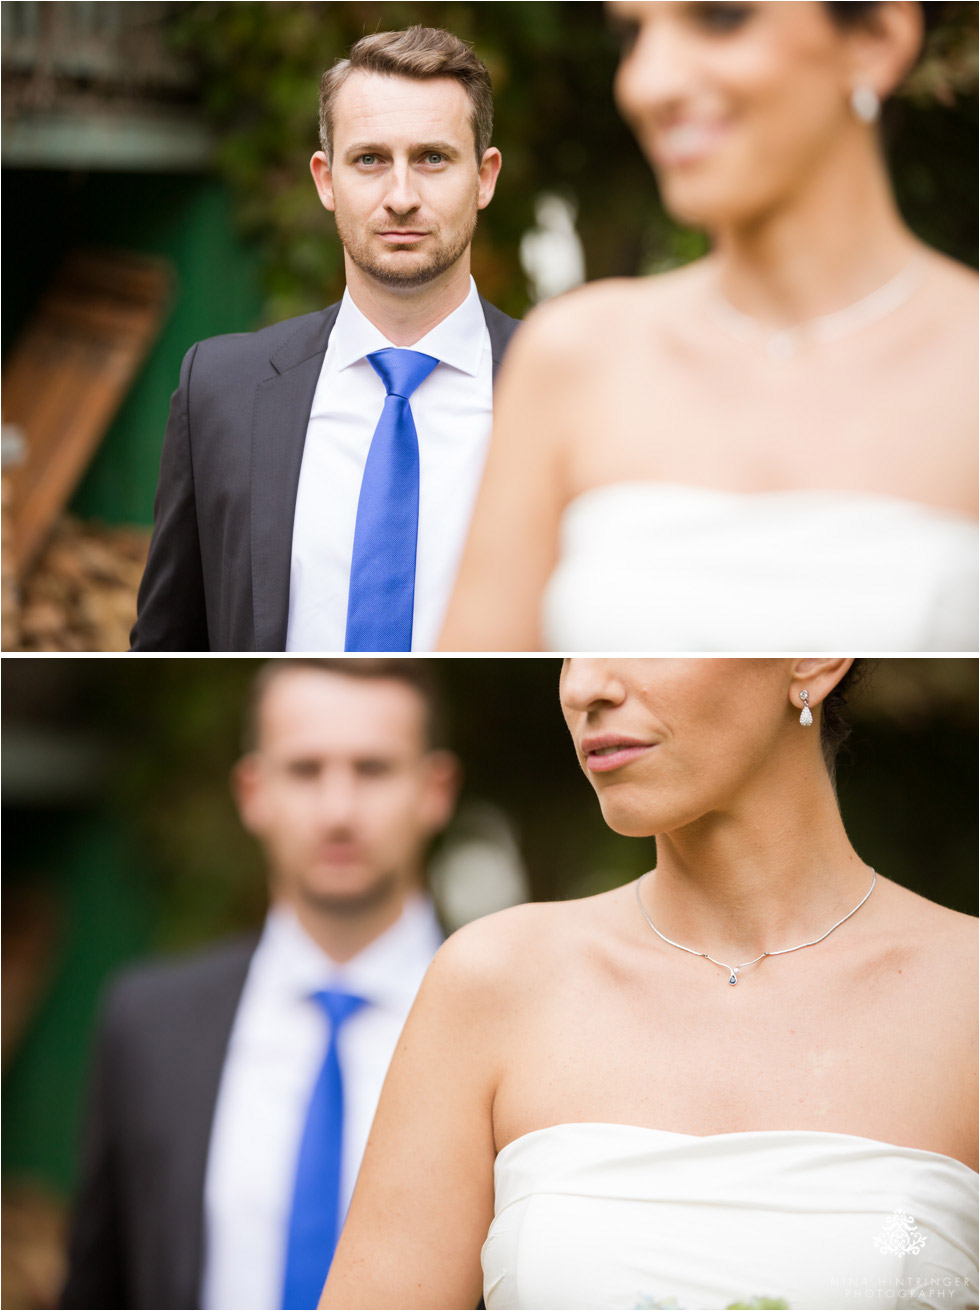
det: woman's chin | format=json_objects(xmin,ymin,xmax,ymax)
[
  {"xmin": 658, "ymin": 173, "xmax": 769, "ymax": 236},
  {"xmin": 598, "ymin": 801, "xmax": 662, "ymax": 840}
]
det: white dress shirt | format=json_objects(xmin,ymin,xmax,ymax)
[
  {"xmin": 200, "ymin": 896, "xmax": 443, "ymax": 1311},
  {"xmin": 285, "ymin": 278, "xmax": 494, "ymax": 652}
]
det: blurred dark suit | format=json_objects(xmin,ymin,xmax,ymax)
[{"xmin": 61, "ymin": 937, "xmax": 255, "ymax": 1310}]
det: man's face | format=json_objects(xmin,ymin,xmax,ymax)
[
  {"xmin": 311, "ymin": 70, "xmax": 501, "ymax": 290},
  {"xmin": 234, "ymin": 670, "xmax": 457, "ymax": 915}
]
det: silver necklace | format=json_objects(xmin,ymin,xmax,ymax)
[
  {"xmin": 635, "ymin": 868, "xmax": 877, "ymax": 986},
  {"xmin": 711, "ymin": 260, "xmax": 922, "ymax": 362}
]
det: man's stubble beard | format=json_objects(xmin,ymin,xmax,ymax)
[
  {"xmin": 335, "ymin": 207, "xmax": 479, "ymax": 290},
  {"xmin": 295, "ymin": 867, "xmax": 408, "ymax": 918}
]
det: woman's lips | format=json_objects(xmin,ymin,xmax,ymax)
[
  {"xmin": 581, "ymin": 736, "xmax": 656, "ymax": 773},
  {"xmin": 650, "ymin": 120, "xmax": 728, "ymax": 167}
]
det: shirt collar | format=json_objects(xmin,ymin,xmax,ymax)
[
  {"xmin": 258, "ymin": 894, "xmax": 442, "ymax": 1015},
  {"xmin": 331, "ymin": 277, "xmax": 486, "ymax": 378}
]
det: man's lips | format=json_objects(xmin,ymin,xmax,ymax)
[
  {"xmin": 580, "ymin": 735, "xmax": 656, "ymax": 773},
  {"xmin": 377, "ymin": 229, "xmax": 429, "ymax": 244},
  {"xmin": 315, "ymin": 843, "xmax": 363, "ymax": 863}
]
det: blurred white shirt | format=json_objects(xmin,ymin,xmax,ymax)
[
  {"xmin": 200, "ymin": 896, "xmax": 442, "ymax": 1310},
  {"xmin": 286, "ymin": 279, "xmax": 494, "ymax": 652}
]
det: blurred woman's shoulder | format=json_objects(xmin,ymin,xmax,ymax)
[
  {"xmin": 917, "ymin": 245, "xmax": 978, "ymax": 327},
  {"xmin": 513, "ymin": 259, "xmax": 709, "ymax": 362}
]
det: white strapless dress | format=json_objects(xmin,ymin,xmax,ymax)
[
  {"xmin": 482, "ymin": 1124, "xmax": 979, "ymax": 1310},
  {"xmin": 541, "ymin": 484, "xmax": 979, "ymax": 652}
]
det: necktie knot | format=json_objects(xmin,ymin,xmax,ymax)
[
  {"xmin": 368, "ymin": 347, "xmax": 438, "ymax": 400},
  {"xmin": 314, "ymin": 987, "xmax": 368, "ymax": 1031}
]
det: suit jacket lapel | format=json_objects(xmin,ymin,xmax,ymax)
[
  {"xmin": 251, "ymin": 305, "xmax": 340, "ymax": 651},
  {"xmin": 480, "ymin": 296, "xmax": 521, "ymax": 381}
]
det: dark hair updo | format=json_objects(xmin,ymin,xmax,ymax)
[
  {"xmin": 820, "ymin": 659, "xmax": 872, "ymax": 774},
  {"xmin": 824, "ymin": 2, "xmax": 951, "ymax": 34}
]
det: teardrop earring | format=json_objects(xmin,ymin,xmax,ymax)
[
  {"xmin": 850, "ymin": 84, "xmax": 880, "ymax": 124},
  {"xmin": 799, "ymin": 690, "xmax": 813, "ymax": 728}
]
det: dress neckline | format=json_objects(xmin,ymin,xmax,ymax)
[
  {"xmin": 560, "ymin": 479, "xmax": 977, "ymax": 527},
  {"xmin": 494, "ymin": 1122, "xmax": 979, "ymax": 1180}
]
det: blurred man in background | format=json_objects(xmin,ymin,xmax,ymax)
[{"xmin": 62, "ymin": 658, "xmax": 458, "ymax": 1310}]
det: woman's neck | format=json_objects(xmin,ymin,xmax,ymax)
[
  {"xmin": 647, "ymin": 765, "xmax": 872, "ymax": 962},
  {"xmin": 710, "ymin": 133, "xmax": 920, "ymax": 327}
]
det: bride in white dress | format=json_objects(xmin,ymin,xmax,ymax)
[
  {"xmin": 438, "ymin": 2, "xmax": 978, "ymax": 652},
  {"xmin": 322, "ymin": 659, "xmax": 978, "ymax": 1310}
]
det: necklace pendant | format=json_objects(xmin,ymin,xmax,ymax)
[
  {"xmin": 766, "ymin": 331, "xmax": 795, "ymax": 362},
  {"xmin": 728, "ymin": 969, "xmax": 739, "ymax": 986}
]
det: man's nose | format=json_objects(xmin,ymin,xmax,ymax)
[
  {"xmin": 383, "ymin": 161, "xmax": 422, "ymax": 215},
  {"xmin": 316, "ymin": 772, "xmax": 359, "ymax": 826}
]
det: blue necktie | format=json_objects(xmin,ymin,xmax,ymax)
[
  {"xmin": 344, "ymin": 348, "xmax": 439, "ymax": 652},
  {"xmin": 281, "ymin": 988, "xmax": 368, "ymax": 1310}
]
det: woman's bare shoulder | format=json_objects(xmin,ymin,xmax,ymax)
[
  {"xmin": 879, "ymin": 877, "xmax": 978, "ymax": 977},
  {"xmin": 429, "ymin": 890, "xmax": 628, "ymax": 996},
  {"xmin": 434, "ymin": 899, "xmax": 578, "ymax": 970}
]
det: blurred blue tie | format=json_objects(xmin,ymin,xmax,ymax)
[
  {"xmin": 281, "ymin": 988, "xmax": 368, "ymax": 1310},
  {"xmin": 344, "ymin": 348, "xmax": 439, "ymax": 652}
]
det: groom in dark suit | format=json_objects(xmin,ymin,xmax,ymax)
[
  {"xmin": 61, "ymin": 659, "xmax": 459, "ymax": 1310},
  {"xmin": 131, "ymin": 26, "xmax": 519, "ymax": 652}
]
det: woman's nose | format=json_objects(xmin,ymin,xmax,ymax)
[
  {"xmin": 615, "ymin": 13, "xmax": 698, "ymax": 124},
  {"xmin": 560, "ymin": 660, "xmax": 629, "ymax": 713}
]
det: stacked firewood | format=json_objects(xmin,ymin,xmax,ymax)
[
  {"xmin": 11, "ymin": 516, "xmax": 150, "ymax": 652},
  {"xmin": 1, "ymin": 1181, "xmax": 67, "ymax": 1311},
  {"xmin": 1, "ymin": 467, "xmax": 19, "ymax": 650}
]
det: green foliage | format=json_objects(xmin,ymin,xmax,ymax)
[
  {"xmin": 885, "ymin": 4, "xmax": 979, "ymax": 263},
  {"xmin": 169, "ymin": 0, "xmax": 977, "ymax": 323},
  {"xmin": 166, "ymin": 0, "xmax": 668, "ymax": 320}
]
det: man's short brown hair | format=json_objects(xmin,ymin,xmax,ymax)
[
  {"xmin": 243, "ymin": 658, "xmax": 447, "ymax": 753},
  {"xmin": 319, "ymin": 26, "xmax": 494, "ymax": 163}
]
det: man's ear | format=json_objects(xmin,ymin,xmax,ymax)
[
  {"xmin": 419, "ymin": 750, "xmax": 462, "ymax": 836},
  {"xmin": 231, "ymin": 754, "xmax": 264, "ymax": 835},
  {"xmin": 310, "ymin": 151, "xmax": 337, "ymax": 213},
  {"xmin": 477, "ymin": 147, "xmax": 502, "ymax": 211}
]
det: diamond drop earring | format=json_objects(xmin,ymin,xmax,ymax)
[
  {"xmin": 799, "ymin": 690, "xmax": 813, "ymax": 728},
  {"xmin": 850, "ymin": 84, "xmax": 880, "ymax": 124}
]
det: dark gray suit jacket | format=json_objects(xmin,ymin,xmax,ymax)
[
  {"xmin": 61, "ymin": 937, "xmax": 258, "ymax": 1311},
  {"xmin": 131, "ymin": 297, "xmax": 520, "ymax": 651}
]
